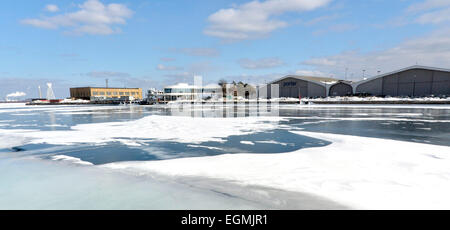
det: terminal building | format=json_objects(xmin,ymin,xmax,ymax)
[
  {"xmin": 162, "ymin": 82, "xmax": 257, "ymax": 102},
  {"xmin": 70, "ymin": 87, "xmax": 143, "ymax": 101},
  {"xmin": 163, "ymin": 83, "xmax": 222, "ymax": 101},
  {"xmin": 267, "ymin": 65, "xmax": 450, "ymax": 98}
]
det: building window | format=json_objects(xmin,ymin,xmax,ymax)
[
  {"xmin": 120, "ymin": 92, "xmax": 124, "ymax": 96},
  {"xmin": 114, "ymin": 92, "xmax": 118, "ymax": 95},
  {"xmin": 107, "ymin": 92, "xmax": 112, "ymax": 96},
  {"xmin": 93, "ymin": 92, "xmax": 99, "ymax": 95},
  {"xmin": 125, "ymin": 92, "xmax": 130, "ymax": 96},
  {"xmin": 100, "ymin": 92, "xmax": 105, "ymax": 95}
]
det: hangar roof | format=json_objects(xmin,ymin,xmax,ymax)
[
  {"xmin": 355, "ymin": 65, "xmax": 450, "ymax": 86},
  {"xmin": 270, "ymin": 75, "xmax": 341, "ymax": 86}
]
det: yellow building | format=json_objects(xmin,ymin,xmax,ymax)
[{"xmin": 70, "ymin": 87, "xmax": 143, "ymax": 100}]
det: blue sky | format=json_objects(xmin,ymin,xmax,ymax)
[{"xmin": 1, "ymin": 0, "xmax": 450, "ymax": 99}]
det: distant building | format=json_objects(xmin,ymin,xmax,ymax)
[
  {"xmin": 267, "ymin": 65, "xmax": 450, "ymax": 98},
  {"xmin": 163, "ymin": 83, "xmax": 221, "ymax": 101},
  {"xmin": 226, "ymin": 82, "xmax": 257, "ymax": 100},
  {"xmin": 146, "ymin": 88, "xmax": 164, "ymax": 103},
  {"xmin": 354, "ymin": 65, "xmax": 450, "ymax": 97},
  {"xmin": 162, "ymin": 82, "xmax": 258, "ymax": 102},
  {"xmin": 268, "ymin": 76, "xmax": 338, "ymax": 98},
  {"xmin": 70, "ymin": 87, "xmax": 143, "ymax": 101}
]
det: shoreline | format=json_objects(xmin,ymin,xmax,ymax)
[{"xmin": 23, "ymin": 100, "xmax": 450, "ymax": 106}]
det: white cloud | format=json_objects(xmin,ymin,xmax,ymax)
[
  {"xmin": 87, "ymin": 71, "xmax": 131, "ymax": 78},
  {"xmin": 204, "ymin": 0, "xmax": 332, "ymax": 41},
  {"xmin": 312, "ymin": 23, "xmax": 358, "ymax": 35},
  {"xmin": 171, "ymin": 48, "xmax": 220, "ymax": 57},
  {"xmin": 301, "ymin": 28, "xmax": 450, "ymax": 80},
  {"xmin": 295, "ymin": 70, "xmax": 327, "ymax": 77},
  {"xmin": 224, "ymin": 73, "xmax": 285, "ymax": 85},
  {"xmin": 301, "ymin": 14, "xmax": 340, "ymax": 26},
  {"xmin": 6, "ymin": 91, "xmax": 27, "ymax": 98},
  {"xmin": 416, "ymin": 7, "xmax": 450, "ymax": 24},
  {"xmin": 21, "ymin": 0, "xmax": 133, "ymax": 35},
  {"xmin": 45, "ymin": 4, "xmax": 60, "ymax": 13},
  {"xmin": 156, "ymin": 64, "xmax": 183, "ymax": 71},
  {"xmin": 160, "ymin": 57, "xmax": 176, "ymax": 62},
  {"xmin": 238, "ymin": 58, "xmax": 285, "ymax": 69},
  {"xmin": 302, "ymin": 58, "xmax": 337, "ymax": 67},
  {"xmin": 407, "ymin": 0, "xmax": 450, "ymax": 12},
  {"xmin": 404, "ymin": 0, "xmax": 450, "ymax": 25}
]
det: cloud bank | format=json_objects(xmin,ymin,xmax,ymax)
[
  {"xmin": 21, "ymin": 0, "xmax": 133, "ymax": 35},
  {"xmin": 238, "ymin": 58, "xmax": 285, "ymax": 69},
  {"xmin": 204, "ymin": 0, "xmax": 332, "ymax": 41},
  {"xmin": 6, "ymin": 91, "xmax": 27, "ymax": 98},
  {"xmin": 301, "ymin": 28, "xmax": 450, "ymax": 80}
]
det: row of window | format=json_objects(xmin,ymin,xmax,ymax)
[
  {"xmin": 92, "ymin": 91, "xmax": 139, "ymax": 96},
  {"xmin": 164, "ymin": 88, "xmax": 219, "ymax": 94}
]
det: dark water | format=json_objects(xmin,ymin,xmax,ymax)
[{"xmin": 1, "ymin": 104, "xmax": 449, "ymax": 165}]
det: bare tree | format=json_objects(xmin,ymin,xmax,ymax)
[{"xmin": 218, "ymin": 79, "xmax": 227, "ymax": 98}]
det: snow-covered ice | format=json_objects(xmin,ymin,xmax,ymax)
[
  {"xmin": 1, "ymin": 115, "xmax": 286, "ymax": 146},
  {"xmin": 0, "ymin": 156, "xmax": 276, "ymax": 210},
  {"xmin": 51, "ymin": 155, "xmax": 94, "ymax": 166},
  {"xmin": 1, "ymin": 103, "xmax": 450, "ymax": 209},
  {"xmin": 102, "ymin": 131, "xmax": 450, "ymax": 210}
]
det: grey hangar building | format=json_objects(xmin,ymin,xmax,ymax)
[{"xmin": 267, "ymin": 66, "xmax": 450, "ymax": 98}]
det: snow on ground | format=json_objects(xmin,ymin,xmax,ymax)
[
  {"xmin": 0, "ymin": 115, "xmax": 286, "ymax": 146},
  {"xmin": 276, "ymin": 116, "xmax": 450, "ymax": 123},
  {"xmin": 285, "ymin": 104, "xmax": 450, "ymax": 109},
  {"xmin": 165, "ymin": 96, "xmax": 450, "ymax": 104},
  {"xmin": 0, "ymin": 103, "xmax": 122, "ymax": 114},
  {"xmin": 102, "ymin": 131, "xmax": 450, "ymax": 210},
  {"xmin": 306, "ymin": 96, "xmax": 450, "ymax": 102},
  {"xmin": 0, "ymin": 103, "xmax": 27, "ymax": 108}
]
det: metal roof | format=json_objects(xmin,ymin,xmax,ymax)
[
  {"xmin": 269, "ymin": 75, "xmax": 341, "ymax": 86},
  {"xmin": 355, "ymin": 65, "xmax": 450, "ymax": 86},
  {"xmin": 71, "ymin": 87, "xmax": 141, "ymax": 89}
]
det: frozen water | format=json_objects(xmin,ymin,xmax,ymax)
[
  {"xmin": 0, "ymin": 156, "xmax": 277, "ymax": 210},
  {"xmin": 1, "ymin": 103, "xmax": 450, "ymax": 209},
  {"xmin": 103, "ymin": 131, "xmax": 450, "ymax": 209},
  {"xmin": 9, "ymin": 115, "xmax": 286, "ymax": 146}
]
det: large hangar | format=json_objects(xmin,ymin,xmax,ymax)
[
  {"xmin": 267, "ymin": 76, "xmax": 336, "ymax": 98},
  {"xmin": 355, "ymin": 66, "xmax": 450, "ymax": 97},
  {"xmin": 329, "ymin": 82, "xmax": 353, "ymax": 97}
]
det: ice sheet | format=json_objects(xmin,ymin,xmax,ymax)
[
  {"xmin": 0, "ymin": 130, "xmax": 32, "ymax": 149},
  {"xmin": 102, "ymin": 131, "xmax": 450, "ymax": 210},
  {"xmin": 285, "ymin": 116, "xmax": 450, "ymax": 123},
  {"xmin": 0, "ymin": 115, "xmax": 286, "ymax": 146},
  {"xmin": 0, "ymin": 156, "xmax": 270, "ymax": 210},
  {"xmin": 51, "ymin": 155, "xmax": 94, "ymax": 166}
]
